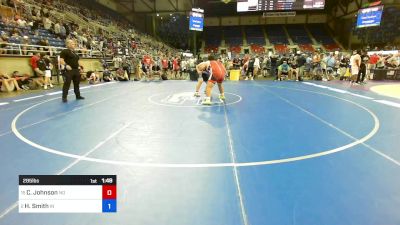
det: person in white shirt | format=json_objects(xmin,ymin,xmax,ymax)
[
  {"xmin": 54, "ymin": 22, "xmax": 61, "ymax": 37},
  {"xmin": 43, "ymin": 17, "xmax": 52, "ymax": 30},
  {"xmin": 387, "ymin": 54, "xmax": 400, "ymax": 68},
  {"xmin": 17, "ymin": 18, "xmax": 27, "ymax": 27},
  {"xmin": 113, "ymin": 56, "xmax": 122, "ymax": 69},
  {"xmin": 376, "ymin": 54, "xmax": 385, "ymax": 69},
  {"xmin": 253, "ymin": 55, "xmax": 260, "ymax": 78},
  {"xmin": 350, "ymin": 50, "xmax": 361, "ymax": 84}
]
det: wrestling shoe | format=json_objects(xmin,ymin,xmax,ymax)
[{"xmin": 202, "ymin": 99, "xmax": 212, "ymax": 105}]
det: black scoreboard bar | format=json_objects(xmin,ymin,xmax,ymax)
[{"xmin": 19, "ymin": 175, "xmax": 117, "ymax": 185}]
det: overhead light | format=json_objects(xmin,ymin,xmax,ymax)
[
  {"xmin": 157, "ymin": 13, "xmax": 159, "ymax": 16},
  {"xmin": 170, "ymin": 13, "xmax": 172, "ymax": 16},
  {"xmin": 221, "ymin": 0, "xmax": 231, "ymax": 3}
]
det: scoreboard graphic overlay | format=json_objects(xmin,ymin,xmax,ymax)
[
  {"xmin": 19, "ymin": 175, "xmax": 117, "ymax": 213},
  {"xmin": 237, "ymin": 0, "xmax": 325, "ymax": 12}
]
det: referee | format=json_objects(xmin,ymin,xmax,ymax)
[{"xmin": 60, "ymin": 39, "xmax": 84, "ymax": 103}]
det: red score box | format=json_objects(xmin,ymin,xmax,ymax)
[{"xmin": 102, "ymin": 185, "xmax": 117, "ymax": 199}]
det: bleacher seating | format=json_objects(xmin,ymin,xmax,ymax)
[
  {"xmin": 245, "ymin": 25, "xmax": 265, "ymax": 45},
  {"xmin": 204, "ymin": 26, "xmax": 222, "ymax": 47},
  {"xmin": 0, "ymin": 23, "xmax": 65, "ymax": 47},
  {"xmin": 265, "ymin": 25, "xmax": 289, "ymax": 44},
  {"xmin": 223, "ymin": 26, "xmax": 243, "ymax": 46},
  {"xmin": 274, "ymin": 44, "xmax": 290, "ymax": 54},
  {"xmin": 298, "ymin": 44, "xmax": 314, "ymax": 53},
  {"xmin": 250, "ymin": 44, "xmax": 265, "ymax": 54},
  {"xmin": 229, "ymin": 46, "xmax": 241, "ymax": 54},
  {"xmin": 204, "ymin": 46, "xmax": 219, "ymax": 54},
  {"xmin": 286, "ymin": 25, "xmax": 312, "ymax": 44},
  {"xmin": 323, "ymin": 43, "xmax": 341, "ymax": 51},
  {"xmin": 308, "ymin": 24, "xmax": 335, "ymax": 44}
]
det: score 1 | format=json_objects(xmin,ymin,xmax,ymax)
[{"xmin": 102, "ymin": 185, "xmax": 116, "ymax": 212}]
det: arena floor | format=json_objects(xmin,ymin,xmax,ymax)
[{"xmin": 1, "ymin": 80, "xmax": 400, "ymax": 225}]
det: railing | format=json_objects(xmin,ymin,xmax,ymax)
[
  {"xmin": 0, "ymin": 43, "xmax": 104, "ymax": 58},
  {"xmin": 1, "ymin": 1, "xmax": 179, "ymax": 56}
]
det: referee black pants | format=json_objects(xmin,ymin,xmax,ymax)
[
  {"xmin": 62, "ymin": 69, "xmax": 81, "ymax": 99},
  {"xmin": 356, "ymin": 63, "xmax": 366, "ymax": 83}
]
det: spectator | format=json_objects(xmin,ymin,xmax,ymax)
[
  {"xmin": 87, "ymin": 71, "xmax": 100, "ymax": 84},
  {"xmin": 31, "ymin": 19, "xmax": 40, "ymax": 32},
  {"xmin": 369, "ymin": 53, "xmax": 379, "ymax": 69},
  {"xmin": 115, "ymin": 68, "xmax": 128, "ymax": 81},
  {"xmin": 376, "ymin": 54, "xmax": 386, "ymax": 69},
  {"xmin": 277, "ymin": 60, "xmax": 291, "ymax": 81},
  {"xmin": 339, "ymin": 55, "xmax": 350, "ymax": 80},
  {"xmin": 0, "ymin": 36, "xmax": 7, "ymax": 54},
  {"xmin": 172, "ymin": 56, "xmax": 179, "ymax": 79},
  {"xmin": 21, "ymin": 36, "xmax": 32, "ymax": 55},
  {"xmin": 253, "ymin": 55, "xmax": 260, "ymax": 79},
  {"xmin": 142, "ymin": 54, "xmax": 153, "ymax": 80},
  {"xmin": 0, "ymin": 72, "xmax": 22, "ymax": 92},
  {"xmin": 387, "ymin": 54, "xmax": 400, "ymax": 68},
  {"xmin": 30, "ymin": 52, "xmax": 45, "ymax": 86},
  {"xmin": 11, "ymin": 71, "xmax": 30, "ymax": 90},
  {"xmin": 60, "ymin": 23, "xmax": 66, "ymax": 39},
  {"xmin": 112, "ymin": 55, "xmax": 122, "ymax": 68},
  {"xmin": 296, "ymin": 53, "xmax": 306, "ymax": 80},
  {"xmin": 10, "ymin": 28, "xmax": 22, "ymax": 40},
  {"xmin": 41, "ymin": 53, "xmax": 54, "ymax": 89},
  {"xmin": 43, "ymin": 16, "xmax": 52, "ymax": 31},
  {"xmin": 269, "ymin": 54, "xmax": 279, "ymax": 79},
  {"xmin": 54, "ymin": 20, "xmax": 61, "ymax": 37},
  {"xmin": 325, "ymin": 53, "xmax": 336, "ymax": 80},
  {"xmin": 244, "ymin": 56, "xmax": 256, "ymax": 80},
  {"xmin": 16, "ymin": 16, "xmax": 27, "ymax": 27},
  {"xmin": 350, "ymin": 50, "xmax": 361, "ymax": 84},
  {"xmin": 37, "ymin": 38, "xmax": 49, "ymax": 46},
  {"xmin": 102, "ymin": 68, "xmax": 113, "ymax": 82},
  {"xmin": 121, "ymin": 57, "xmax": 131, "ymax": 80}
]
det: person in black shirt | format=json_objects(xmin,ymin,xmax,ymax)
[
  {"xmin": 296, "ymin": 54, "xmax": 306, "ymax": 80},
  {"xmin": 244, "ymin": 57, "xmax": 255, "ymax": 80},
  {"xmin": 339, "ymin": 55, "xmax": 350, "ymax": 80},
  {"xmin": 59, "ymin": 39, "xmax": 84, "ymax": 103},
  {"xmin": 356, "ymin": 51, "xmax": 370, "ymax": 84},
  {"xmin": 269, "ymin": 54, "xmax": 279, "ymax": 80},
  {"xmin": 232, "ymin": 57, "xmax": 240, "ymax": 69}
]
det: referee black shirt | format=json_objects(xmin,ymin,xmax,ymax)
[{"xmin": 60, "ymin": 49, "xmax": 80, "ymax": 69}]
